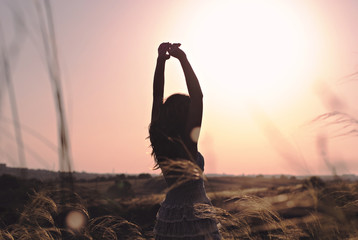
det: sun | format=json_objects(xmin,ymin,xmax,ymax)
[{"xmin": 183, "ymin": 0, "xmax": 321, "ymax": 112}]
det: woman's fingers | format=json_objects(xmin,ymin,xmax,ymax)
[
  {"xmin": 158, "ymin": 42, "xmax": 170, "ymax": 53},
  {"xmin": 158, "ymin": 42, "xmax": 183, "ymax": 59},
  {"xmin": 158, "ymin": 42, "xmax": 171, "ymax": 60},
  {"xmin": 168, "ymin": 45, "xmax": 185, "ymax": 59}
]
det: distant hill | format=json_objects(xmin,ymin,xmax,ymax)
[
  {"xmin": 1, "ymin": 163, "xmax": 357, "ymax": 181},
  {"xmin": 0, "ymin": 163, "xmax": 115, "ymax": 181}
]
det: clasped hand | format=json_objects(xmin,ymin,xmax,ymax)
[{"xmin": 158, "ymin": 42, "xmax": 186, "ymax": 61}]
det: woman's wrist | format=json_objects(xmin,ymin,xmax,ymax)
[
  {"xmin": 157, "ymin": 56, "xmax": 167, "ymax": 63},
  {"xmin": 178, "ymin": 55, "xmax": 188, "ymax": 63}
]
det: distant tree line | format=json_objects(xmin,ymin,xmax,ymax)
[{"xmin": 76, "ymin": 173, "xmax": 153, "ymax": 183}]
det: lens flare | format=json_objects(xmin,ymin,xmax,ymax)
[
  {"xmin": 190, "ymin": 127, "xmax": 201, "ymax": 143},
  {"xmin": 65, "ymin": 210, "xmax": 87, "ymax": 231}
]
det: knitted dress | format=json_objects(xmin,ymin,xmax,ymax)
[{"xmin": 154, "ymin": 152, "xmax": 221, "ymax": 240}]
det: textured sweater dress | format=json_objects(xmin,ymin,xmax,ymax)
[{"xmin": 154, "ymin": 152, "xmax": 221, "ymax": 240}]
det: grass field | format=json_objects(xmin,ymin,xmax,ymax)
[{"xmin": 1, "ymin": 174, "xmax": 358, "ymax": 239}]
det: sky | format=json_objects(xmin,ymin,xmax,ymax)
[{"xmin": 1, "ymin": 0, "xmax": 358, "ymax": 175}]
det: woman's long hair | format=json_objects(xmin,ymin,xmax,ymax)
[{"xmin": 149, "ymin": 94, "xmax": 191, "ymax": 169}]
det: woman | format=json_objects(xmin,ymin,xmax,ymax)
[{"xmin": 149, "ymin": 42, "xmax": 221, "ymax": 240}]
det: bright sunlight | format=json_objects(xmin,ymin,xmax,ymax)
[{"xmin": 185, "ymin": 0, "xmax": 323, "ymax": 112}]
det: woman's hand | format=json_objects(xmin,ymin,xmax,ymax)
[
  {"xmin": 158, "ymin": 42, "xmax": 171, "ymax": 61},
  {"xmin": 168, "ymin": 43, "xmax": 186, "ymax": 61}
]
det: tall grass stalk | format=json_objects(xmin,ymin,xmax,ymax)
[
  {"xmin": 159, "ymin": 158, "xmax": 205, "ymax": 192},
  {"xmin": 0, "ymin": 21, "xmax": 27, "ymax": 176},
  {"xmin": 0, "ymin": 116, "xmax": 58, "ymax": 152},
  {"xmin": 34, "ymin": 0, "xmax": 73, "ymax": 189}
]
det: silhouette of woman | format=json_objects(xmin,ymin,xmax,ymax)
[{"xmin": 149, "ymin": 43, "xmax": 221, "ymax": 240}]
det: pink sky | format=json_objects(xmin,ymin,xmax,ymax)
[{"xmin": 1, "ymin": 0, "xmax": 358, "ymax": 175}]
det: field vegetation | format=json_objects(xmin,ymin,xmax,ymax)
[{"xmin": 1, "ymin": 173, "xmax": 358, "ymax": 239}]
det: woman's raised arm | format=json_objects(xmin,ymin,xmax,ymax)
[
  {"xmin": 168, "ymin": 45, "xmax": 203, "ymax": 148},
  {"xmin": 151, "ymin": 43, "xmax": 171, "ymax": 122}
]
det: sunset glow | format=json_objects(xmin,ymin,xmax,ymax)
[
  {"xmin": 184, "ymin": 1, "xmax": 323, "ymax": 112},
  {"xmin": 1, "ymin": 0, "xmax": 358, "ymax": 175}
]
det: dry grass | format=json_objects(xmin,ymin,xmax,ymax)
[
  {"xmin": 86, "ymin": 216, "xmax": 144, "ymax": 240},
  {"xmin": 159, "ymin": 158, "xmax": 205, "ymax": 192},
  {"xmin": 2, "ymin": 188, "xmax": 146, "ymax": 240},
  {"xmin": 1, "ymin": 175, "xmax": 358, "ymax": 239}
]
